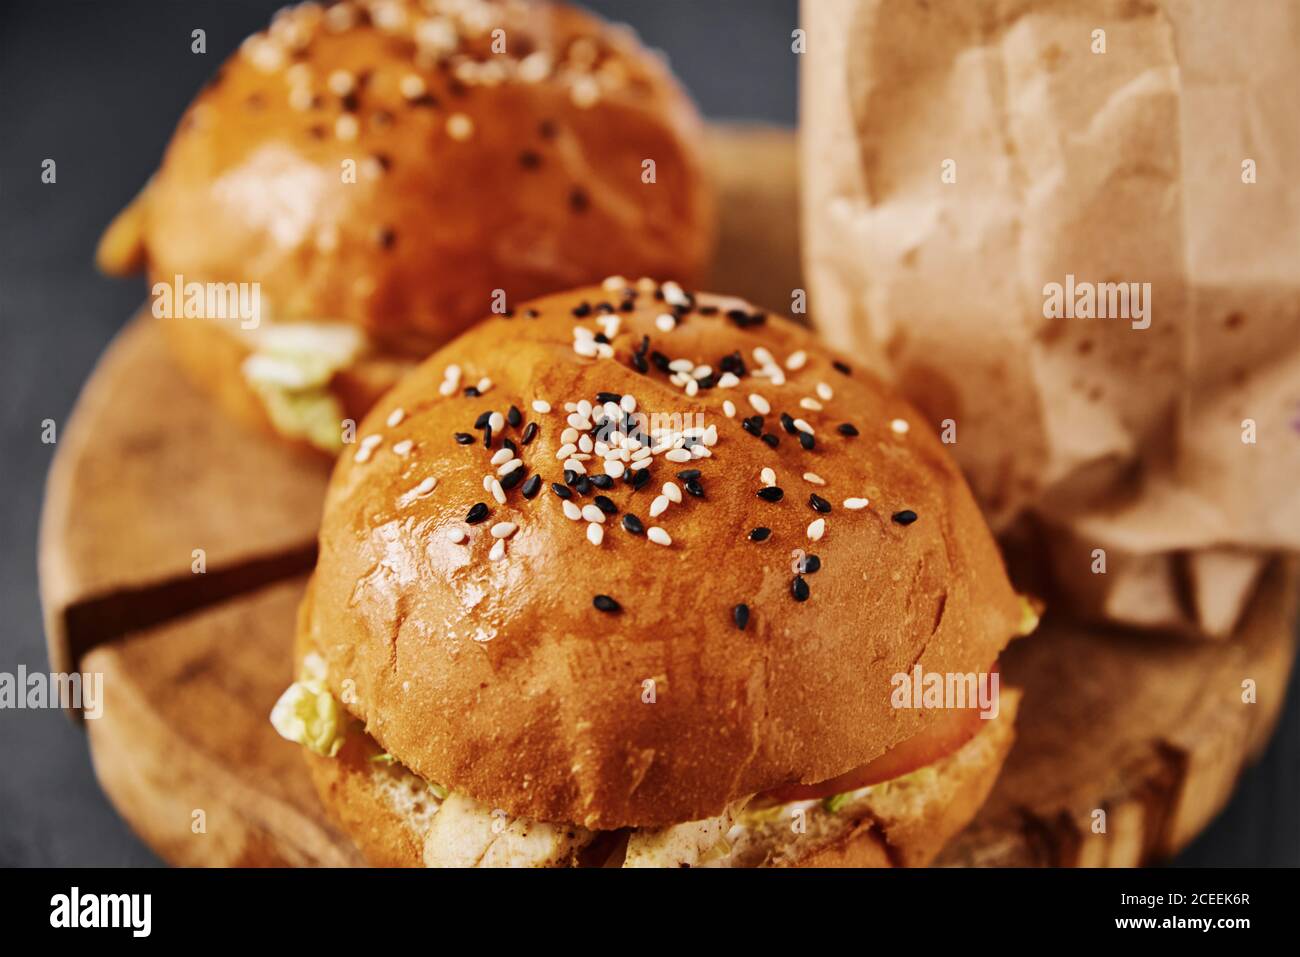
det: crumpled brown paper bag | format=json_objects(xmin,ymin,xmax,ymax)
[{"xmin": 801, "ymin": 0, "xmax": 1300, "ymax": 637}]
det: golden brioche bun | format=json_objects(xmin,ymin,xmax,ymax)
[
  {"xmin": 101, "ymin": 0, "xmax": 714, "ymax": 359},
  {"xmin": 302, "ymin": 282, "xmax": 1023, "ymax": 831}
]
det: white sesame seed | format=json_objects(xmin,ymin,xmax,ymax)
[
  {"xmin": 354, "ymin": 445, "xmax": 374, "ymax": 463},
  {"xmin": 748, "ymin": 394, "xmax": 771, "ymax": 415},
  {"xmin": 361, "ymin": 434, "xmax": 382, "ymax": 448},
  {"xmin": 581, "ymin": 504, "xmax": 606, "ymax": 524},
  {"xmin": 386, "ymin": 407, "xmax": 406, "ymax": 428},
  {"xmin": 586, "ymin": 522, "xmax": 604, "ymax": 545},
  {"xmin": 482, "ymin": 475, "xmax": 494, "ymax": 492},
  {"xmin": 567, "ymin": 413, "xmax": 591, "ymax": 430},
  {"xmin": 604, "ymin": 459, "xmax": 625, "ymax": 478},
  {"xmin": 703, "ymin": 425, "xmax": 718, "ymax": 446},
  {"xmin": 489, "ymin": 539, "xmax": 506, "ymax": 562},
  {"xmin": 289, "ymin": 86, "xmax": 314, "ymax": 112},
  {"xmin": 620, "ymin": 394, "xmax": 637, "ymax": 413},
  {"xmin": 691, "ymin": 445, "xmax": 711, "ymax": 459},
  {"xmin": 760, "ymin": 467, "xmax": 776, "ymax": 486},
  {"xmin": 793, "ymin": 418, "xmax": 815, "ymax": 435},
  {"xmin": 723, "ymin": 400, "xmax": 736, "ymax": 418},
  {"xmin": 490, "ymin": 447, "xmax": 514, "ymax": 466},
  {"xmin": 786, "ymin": 350, "xmax": 807, "ymax": 371},
  {"xmin": 446, "ymin": 112, "xmax": 474, "ymax": 141},
  {"xmin": 685, "ymin": 379, "xmax": 699, "ymax": 397},
  {"xmin": 665, "ymin": 448, "xmax": 692, "ymax": 463},
  {"xmin": 663, "ymin": 482, "xmax": 682, "ymax": 503},
  {"xmin": 817, "ymin": 382, "xmax": 834, "ymax": 401},
  {"xmin": 595, "ymin": 342, "xmax": 614, "ymax": 359},
  {"xmin": 668, "ymin": 358, "xmax": 694, "ymax": 373},
  {"xmin": 497, "ymin": 459, "xmax": 523, "ymax": 477},
  {"xmin": 891, "ymin": 418, "xmax": 911, "ymax": 434},
  {"xmin": 555, "ymin": 443, "xmax": 577, "ymax": 460},
  {"xmin": 447, "ymin": 527, "xmax": 466, "ymax": 544},
  {"xmin": 573, "ymin": 339, "xmax": 598, "ymax": 358},
  {"xmin": 844, "ymin": 498, "xmax": 870, "ymax": 510},
  {"xmin": 803, "ymin": 472, "xmax": 826, "ymax": 486},
  {"xmin": 444, "ymin": 364, "xmax": 461, "ymax": 382},
  {"xmin": 491, "ymin": 480, "xmax": 506, "ymax": 505},
  {"xmin": 532, "ymin": 399, "xmax": 551, "ymax": 414},
  {"xmin": 692, "ymin": 365, "xmax": 713, "ymax": 380},
  {"xmin": 488, "ymin": 412, "xmax": 505, "ymax": 433},
  {"xmin": 573, "ymin": 326, "xmax": 596, "ymax": 341},
  {"xmin": 648, "ymin": 527, "xmax": 672, "ymax": 546},
  {"xmin": 335, "ymin": 114, "xmax": 359, "ymax": 141},
  {"xmin": 602, "ymin": 275, "xmax": 628, "ymax": 291},
  {"xmin": 400, "ymin": 73, "xmax": 427, "ymax": 100},
  {"xmin": 800, "ymin": 398, "xmax": 823, "ymax": 412},
  {"xmin": 655, "ymin": 313, "xmax": 676, "ymax": 333},
  {"xmin": 717, "ymin": 372, "xmax": 740, "ymax": 389},
  {"xmin": 411, "ymin": 477, "xmax": 437, "ymax": 497},
  {"xmin": 438, "ymin": 380, "xmax": 456, "ymax": 396},
  {"xmin": 560, "ymin": 428, "xmax": 579, "ymax": 444},
  {"xmin": 393, "ymin": 439, "xmax": 414, "ymax": 456},
  {"xmin": 570, "ymin": 75, "xmax": 600, "ymax": 109},
  {"xmin": 564, "ymin": 458, "xmax": 587, "ymax": 474},
  {"xmin": 808, "ymin": 518, "xmax": 826, "ymax": 541},
  {"xmin": 753, "ymin": 347, "xmax": 774, "ymax": 366},
  {"xmin": 661, "ymin": 282, "xmax": 689, "ymax": 307},
  {"xmin": 327, "ymin": 69, "xmax": 356, "ymax": 96},
  {"xmin": 491, "ymin": 522, "xmax": 518, "ymax": 539},
  {"xmin": 476, "ymin": 377, "xmax": 493, "ymax": 394},
  {"xmin": 562, "ymin": 500, "xmax": 582, "ymax": 521},
  {"xmin": 649, "ymin": 495, "xmax": 669, "ymax": 518},
  {"xmin": 578, "ymin": 434, "xmax": 594, "ymax": 453},
  {"xmin": 577, "ymin": 400, "xmax": 593, "ymax": 418}
]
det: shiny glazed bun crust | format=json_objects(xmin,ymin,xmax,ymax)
[
  {"xmin": 107, "ymin": 0, "xmax": 714, "ymax": 355},
  {"xmin": 303, "ymin": 283, "xmax": 1023, "ymax": 830}
]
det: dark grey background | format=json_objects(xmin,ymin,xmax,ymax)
[{"xmin": 0, "ymin": 0, "xmax": 1294, "ymax": 867}]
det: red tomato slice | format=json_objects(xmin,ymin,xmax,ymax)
[{"xmin": 763, "ymin": 663, "xmax": 1000, "ymax": 802}]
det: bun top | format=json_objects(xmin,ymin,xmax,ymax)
[
  {"xmin": 304, "ymin": 282, "xmax": 1022, "ymax": 829},
  {"xmin": 128, "ymin": 0, "xmax": 714, "ymax": 355}
]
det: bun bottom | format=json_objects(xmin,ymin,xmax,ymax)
[
  {"xmin": 303, "ymin": 692, "xmax": 1019, "ymax": 868},
  {"xmin": 160, "ymin": 315, "xmax": 417, "ymax": 456}
]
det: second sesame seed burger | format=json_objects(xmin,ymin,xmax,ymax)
[
  {"xmin": 271, "ymin": 280, "xmax": 1038, "ymax": 867},
  {"xmin": 97, "ymin": 0, "xmax": 714, "ymax": 453}
]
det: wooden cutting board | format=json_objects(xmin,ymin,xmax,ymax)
[{"xmin": 40, "ymin": 126, "xmax": 1298, "ymax": 867}]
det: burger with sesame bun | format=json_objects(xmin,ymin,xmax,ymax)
[
  {"xmin": 271, "ymin": 280, "xmax": 1039, "ymax": 867},
  {"xmin": 96, "ymin": 0, "xmax": 714, "ymax": 454}
]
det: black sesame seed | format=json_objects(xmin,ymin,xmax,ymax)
[
  {"xmin": 699, "ymin": 305, "xmax": 719, "ymax": 316},
  {"xmin": 778, "ymin": 413, "xmax": 796, "ymax": 435},
  {"xmin": 539, "ymin": 119, "xmax": 558, "ymax": 139},
  {"xmin": 791, "ymin": 576, "xmax": 810, "ymax": 602},
  {"xmin": 499, "ymin": 467, "xmax": 526, "ymax": 491},
  {"xmin": 809, "ymin": 494, "xmax": 832, "ymax": 514},
  {"xmin": 676, "ymin": 469, "xmax": 701, "ymax": 481},
  {"xmin": 594, "ymin": 332, "xmax": 610, "ymax": 345},
  {"xmin": 833, "ymin": 360, "xmax": 852, "ymax": 375},
  {"xmin": 733, "ymin": 604, "xmax": 750, "ymax": 631},
  {"xmin": 521, "ymin": 422, "xmax": 539, "ymax": 445},
  {"xmin": 466, "ymin": 502, "xmax": 489, "ymax": 524},
  {"xmin": 473, "ymin": 411, "xmax": 492, "ymax": 429},
  {"xmin": 518, "ymin": 149, "xmax": 542, "ymax": 170},
  {"xmin": 748, "ymin": 526, "xmax": 771, "ymax": 542},
  {"xmin": 596, "ymin": 392, "xmax": 622, "ymax": 404},
  {"xmin": 483, "ymin": 425, "xmax": 493, "ymax": 448},
  {"xmin": 593, "ymin": 594, "xmax": 620, "ymax": 613},
  {"xmin": 837, "ymin": 423, "xmax": 860, "ymax": 437},
  {"xmin": 757, "ymin": 486, "xmax": 784, "ymax": 503},
  {"xmin": 574, "ymin": 476, "xmax": 592, "ymax": 496},
  {"xmin": 622, "ymin": 514, "xmax": 645, "ymax": 535},
  {"xmin": 504, "ymin": 439, "xmax": 519, "ymax": 456},
  {"xmin": 631, "ymin": 468, "xmax": 651, "ymax": 489},
  {"xmin": 454, "ymin": 432, "xmax": 475, "ymax": 445},
  {"xmin": 798, "ymin": 431, "xmax": 816, "ymax": 451},
  {"xmin": 800, "ymin": 554, "xmax": 822, "ymax": 574},
  {"xmin": 551, "ymin": 483, "xmax": 572, "ymax": 500},
  {"xmin": 761, "ymin": 433, "xmax": 780, "ymax": 449},
  {"xmin": 563, "ymin": 469, "xmax": 579, "ymax": 486},
  {"xmin": 572, "ymin": 302, "xmax": 592, "ymax": 318},
  {"xmin": 742, "ymin": 415, "xmax": 764, "ymax": 437},
  {"xmin": 684, "ymin": 478, "xmax": 704, "ymax": 498},
  {"xmin": 521, "ymin": 474, "xmax": 542, "ymax": 499},
  {"xmin": 631, "ymin": 353, "xmax": 649, "ymax": 374},
  {"xmin": 589, "ymin": 474, "xmax": 614, "ymax": 490},
  {"xmin": 892, "ymin": 509, "xmax": 919, "ymax": 526},
  {"xmin": 375, "ymin": 227, "xmax": 396, "ymax": 249},
  {"xmin": 594, "ymin": 495, "xmax": 617, "ymax": 516},
  {"xmin": 463, "ymin": 386, "xmax": 481, "ymax": 397},
  {"xmin": 507, "ymin": 405, "xmax": 522, "ymax": 427},
  {"xmin": 650, "ymin": 351, "xmax": 671, "ymax": 373},
  {"xmin": 634, "ymin": 336, "xmax": 650, "ymax": 356},
  {"xmin": 569, "ymin": 188, "xmax": 590, "ymax": 213}
]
